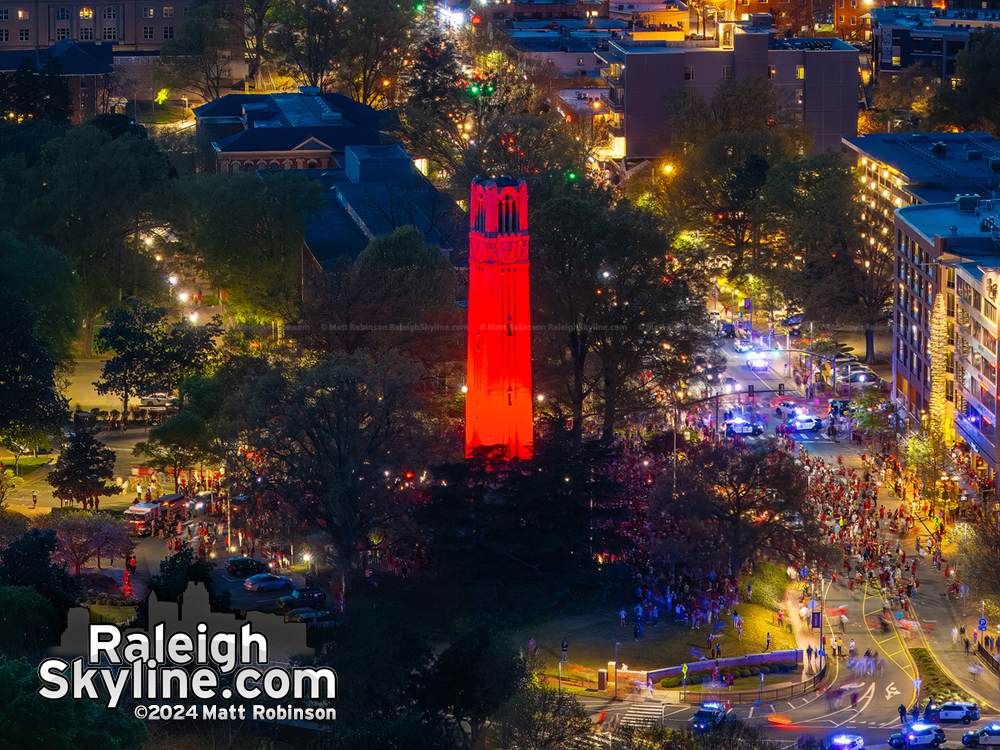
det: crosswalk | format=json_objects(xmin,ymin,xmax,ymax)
[{"xmin": 621, "ymin": 700, "xmax": 664, "ymax": 729}]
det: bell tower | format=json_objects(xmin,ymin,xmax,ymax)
[{"xmin": 465, "ymin": 177, "xmax": 533, "ymax": 459}]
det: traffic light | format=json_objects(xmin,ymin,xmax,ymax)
[
  {"xmin": 469, "ymin": 84, "xmax": 480, "ymax": 96},
  {"xmin": 747, "ymin": 384, "xmax": 754, "ymax": 398},
  {"xmin": 778, "ymin": 383, "xmax": 784, "ymax": 396}
]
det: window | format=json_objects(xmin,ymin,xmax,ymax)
[
  {"xmin": 18, "ymin": 27, "xmax": 28, "ymax": 40},
  {"xmin": 722, "ymin": 65, "xmax": 733, "ymax": 80},
  {"xmin": 683, "ymin": 66, "xmax": 695, "ymax": 80},
  {"xmin": 79, "ymin": 26, "xmax": 93, "ymax": 39},
  {"xmin": 103, "ymin": 25, "xmax": 116, "ymax": 39},
  {"xmin": 0, "ymin": 30, "xmax": 7, "ymax": 41},
  {"xmin": 767, "ymin": 65, "xmax": 776, "ymax": 79},
  {"xmin": 839, "ymin": 14, "xmax": 844, "ymax": 22},
  {"xmin": 0, "ymin": 10, "xmax": 7, "ymax": 19},
  {"xmin": 80, "ymin": 7, "xmax": 93, "ymax": 18},
  {"xmin": 56, "ymin": 27, "xmax": 69, "ymax": 39},
  {"xmin": 80, "ymin": 92, "xmax": 87, "ymax": 110},
  {"xmin": 851, "ymin": 16, "xmax": 856, "ymax": 25},
  {"xmin": 103, "ymin": 6, "xmax": 116, "ymax": 18},
  {"xmin": 143, "ymin": 25, "xmax": 153, "ymax": 38},
  {"xmin": 17, "ymin": 9, "xmax": 27, "ymax": 19},
  {"xmin": 796, "ymin": 65, "xmax": 805, "ymax": 79},
  {"xmin": 163, "ymin": 6, "xmax": 173, "ymax": 16},
  {"xmin": 56, "ymin": 7, "xmax": 69, "ymax": 19},
  {"xmin": 163, "ymin": 25, "xmax": 173, "ymax": 37},
  {"xmin": 183, "ymin": 5, "xmax": 190, "ymax": 14},
  {"xmin": 143, "ymin": 6, "xmax": 153, "ymax": 16},
  {"xmin": 795, "ymin": 88, "xmax": 803, "ymax": 105},
  {"xmin": 577, "ymin": 57, "xmax": 584, "ymax": 65},
  {"xmin": 986, "ymin": 300, "xmax": 998, "ymax": 324}
]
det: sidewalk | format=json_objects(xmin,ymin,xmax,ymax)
[{"xmin": 905, "ymin": 509, "xmax": 999, "ymax": 711}]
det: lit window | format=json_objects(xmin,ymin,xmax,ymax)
[
  {"xmin": 767, "ymin": 65, "xmax": 776, "ymax": 79},
  {"xmin": 17, "ymin": 9, "xmax": 28, "ymax": 19},
  {"xmin": 143, "ymin": 6, "xmax": 153, "ymax": 16},
  {"xmin": 80, "ymin": 7, "xmax": 93, "ymax": 18},
  {"xmin": 796, "ymin": 65, "xmax": 804, "ymax": 79},
  {"xmin": 163, "ymin": 6, "xmax": 173, "ymax": 17}
]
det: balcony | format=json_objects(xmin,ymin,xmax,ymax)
[
  {"xmin": 601, "ymin": 68, "xmax": 623, "ymax": 87},
  {"xmin": 601, "ymin": 92, "xmax": 624, "ymax": 113},
  {"xmin": 607, "ymin": 121, "xmax": 624, "ymax": 138}
]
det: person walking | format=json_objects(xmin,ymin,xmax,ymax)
[
  {"xmin": 31, "ymin": 490, "xmax": 37, "ymax": 508},
  {"xmin": 965, "ymin": 637, "xmax": 971, "ymax": 656},
  {"xmin": 766, "ymin": 632, "xmax": 771, "ymax": 651},
  {"xmin": 562, "ymin": 640, "xmax": 568, "ymax": 660},
  {"xmin": 899, "ymin": 704, "xmax": 908, "ymax": 724},
  {"xmin": 620, "ymin": 609, "xmax": 627, "ymax": 627}
]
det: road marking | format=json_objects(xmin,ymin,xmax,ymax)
[
  {"xmin": 885, "ymin": 682, "xmax": 901, "ymax": 701},
  {"xmin": 748, "ymin": 707, "xmax": 754, "ymax": 718}
]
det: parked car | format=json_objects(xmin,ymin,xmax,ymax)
[
  {"xmin": 284, "ymin": 608, "xmax": 332, "ymax": 624},
  {"xmin": 139, "ymin": 393, "xmax": 175, "ymax": 407},
  {"xmin": 964, "ymin": 724, "xmax": 1000, "ymax": 746},
  {"xmin": 244, "ymin": 574, "xmax": 293, "ymax": 592},
  {"xmin": 226, "ymin": 557, "xmax": 268, "ymax": 578},
  {"xmin": 690, "ymin": 703, "xmax": 726, "ymax": 733},
  {"xmin": 925, "ymin": 701, "xmax": 979, "ymax": 724},
  {"xmin": 733, "ymin": 340, "xmax": 753, "ymax": 354},
  {"xmin": 277, "ymin": 588, "xmax": 328, "ymax": 612},
  {"xmin": 888, "ymin": 723, "xmax": 946, "ymax": 748}
]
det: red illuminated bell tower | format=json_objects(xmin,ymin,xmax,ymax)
[{"xmin": 465, "ymin": 177, "xmax": 533, "ymax": 459}]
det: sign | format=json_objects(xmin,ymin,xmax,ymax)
[
  {"xmin": 682, "ymin": 663, "xmax": 688, "ymax": 676},
  {"xmin": 744, "ymin": 297, "xmax": 752, "ymax": 311},
  {"xmin": 808, "ymin": 599, "xmax": 819, "ymax": 610},
  {"xmin": 912, "ymin": 679, "xmax": 922, "ymax": 692},
  {"xmin": 962, "ymin": 584, "xmax": 970, "ymax": 596},
  {"xmin": 989, "ymin": 279, "xmax": 998, "ymax": 300},
  {"xmin": 811, "ymin": 612, "xmax": 821, "ymax": 629},
  {"xmin": 980, "ymin": 618, "xmax": 988, "ymax": 629},
  {"xmin": 981, "ymin": 623, "xmax": 989, "ymax": 632},
  {"xmin": 689, "ymin": 647, "xmax": 701, "ymax": 657}
]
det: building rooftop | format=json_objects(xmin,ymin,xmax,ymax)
[
  {"xmin": 509, "ymin": 19, "xmax": 628, "ymax": 29},
  {"xmin": 872, "ymin": 5, "xmax": 1000, "ymax": 29},
  {"xmin": 212, "ymin": 125, "xmax": 382, "ymax": 153},
  {"xmin": 195, "ymin": 90, "xmax": 385, "ymax": 132},
  {"xmin": 843, "ymin": 133, "xmax": 1000, "ymax": 185},
  {"xmin": 0, "ymin": 39, "xmax": 114, "ymax": 75},
  {"xmin": 768, "ymin": 38, "xmax": 853, "ymax": 50},
  {"xmin": 896, "ymin": 198, "xmax": 1000, "ymax": 245}
]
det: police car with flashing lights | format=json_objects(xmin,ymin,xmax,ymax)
[
  {"xmin": 829, "ymin": 734, "xmax": 865, "ymax": 750},
  {"xmin": 888, "ymin": 722, "xmax": 946, "ymax": 748},
  {"xmin": 725, "ymin": 419, "xmax": 763, "ymax": 436},
  {"xmin": 690, "ymin": 703, "xmax": 726, "ymax": 733},
  {"xmin": 964, "ymin": 723, "xmax": 1000, "ymax": 747},
  {"xmin": 926, "ymin": 700, "xmax": 980, "ymax": 724}
]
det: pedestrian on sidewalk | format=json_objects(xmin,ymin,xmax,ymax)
[
  {"xmin": 953, "ymin": 626, "xmax": 959, "ymax": 644},
  {"xmin": 766, "ymin": 632, "xmax": 771, "ymax": 651},
  {"xmin": 31, "ymin": 491, "xmax": 37, "ymax": 508},
  {"xmin": 965, "ymin": 637, "xmax": 971, "ymax": 656},
  {"xmin": 899, "ymin": 704, "xmax": 907, "ymax": 724}
]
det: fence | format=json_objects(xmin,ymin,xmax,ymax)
[
  {"xmin": 679, "ymin": 665, "xmax": 827, "ymax": 705},
  {"xmin": 648, "ymin": 649, "xmax": 802, "ymax": 682},
  {"xmin": 978, "ymin": 643, "xmax": 1000, "ymax": 676}
]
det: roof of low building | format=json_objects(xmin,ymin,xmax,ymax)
[
  {"xmin": 213, "ymin": 126, "xmax": 383, "ymax": 153},
  {"xmin": 0, "ymin": 39, "xmax": 114, "ymax": 75}
]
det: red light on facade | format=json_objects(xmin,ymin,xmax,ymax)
[
  {"xmin": 465, "ymin": 177, "xmax": 533, "ymax": 459},
  {"xmin": 471, "ymin": 15, "xmax": 482, "ymax": 23}
]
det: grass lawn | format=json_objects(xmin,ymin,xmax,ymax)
[
  {"xmin": 1, "ymin": 456, "xmax": 52, "ymax": 477},
  {"xmin": 521, "ymin": 601, "xmax": 797, "ymax": 681},
  {"xmin": 90, "ymin": 604, "xmax": 137, "ymax": 624}
]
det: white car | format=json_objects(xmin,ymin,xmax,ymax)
[
  {"xmin": 830, "ymin": 734, "xmax": 865, "ymax": 750},
  {"xmin": 139, "ymin": 393, "xmax": 175, "ymax": 407},
  {"xmin": 789, "ymin": 416, "xmax": 823, "ymax": 432},
  {"xmin": 726, "ymin": 419, "xmax": 763, "ymax": 436},
  {"xmin": 733, "ymin": 340, "xmax": 753, "ymax": 354},
  {"xmin": 888, "ymin": 723, "xmax": 945, "ymax": 748}
]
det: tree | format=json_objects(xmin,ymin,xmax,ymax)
[
  {"xmin": 94, "ymin": 298, "xmax": 221, "ymax": 414},
  {"xmin": 46, "ymin": 428, "xmax": 121, "ymax": 508},
  {"xmin": 0, "ymin": 470, "xmax": 25, "ymax": 508},
  {"xmin": 44, "ymin": 512, "xmax": 134, "ymax": 576},
  {"xmin": 133, "ymin": 410, "xmax": 211, "ymax": 490},
  {"xmin": 0, "ymin": 233, "xmax": 78, "ymax": 366},
  {"xmin": 927, "ymin": 28, "xmax": 1000, "ymax": 134},
  {"xmin": 0, "ymin": 57, "xmax": 73, "ymax": 124},
  {"xmin": 160, "ymin": 2, "xmax": 242, "ymax": 102},
  {"xmin": 231, "ymin": 349, "xmax": 429, "ymax": 585},
  {"xmin": 0, "ymin": 586, "xmax": 55, "ymax": 656},
  {"xmin": 242, "ymin": 0, "xmax": 278, "ymax": 82},
  {"xmin": 905, "ymin": 427, "xmax": 951, "ymax": 513},
  {"xmin": 334, "ymin": 0, "xmax": 415, "ymax": 108},
  {"xmin": 0, "ymin": 528, "xmax": 81, "ymax": 638},
  {"xmin": 872, "ymin": 65, "xmax": 932, "ymax": 132},
  {"xmin": 94, "ymin": 298, "xmax": 170, "ymax": 415},
  {"xmin": 418, "ymin": 627, "xmax": 528, "ymax": 749},
  {"xmin": 177, "ymin": 171, "xmax": 325, "ymax": 323},
  {"xmin": 21, "ymin": 124, "xmax": 172, "ymax": 355},
  {"xmin": 659, "ymin": 441, "xmax": 822, "ymax": 575},
  {"xmin": 486, "ymin": 685, "xmax": 594, "ymax": 750},
  {"xmin": 0, "ymin": 654, "xmax": 148, "ymax": 749},
  {"xmin": 0, "ymin": 291, "xmax": 68, "ymax": 435},
  {"xmin": 269, "ymin": 0, "xmax": 343, "ymax": 91}
]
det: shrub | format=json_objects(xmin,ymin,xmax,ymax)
[
  {"xmin": 778, "ymin": 664, "xmax": 789, "ymax": 673},
  {"xmin": 745, "ymin": 562, "xmax": 791, "ymax": 608},
  {"xmin": 759, "ymin": 666, "xmax": 770, "ymax": 675},
  {"xmin": 749, "ymin": 667, "xmax": 760, "ymax": 677},
  {"xmin": 689, "ymin": 675, "xmax": 702, "ymax": 685},
  {"xmin": 739, "ymin": 669, "xmax": 751, "ymax": 679},
  {"xmin": 659, "ymin": 676, "xmax": 681, "ymax": 688}
]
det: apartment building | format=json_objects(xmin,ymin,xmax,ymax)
[
  {"xmin": 596, "ymin": 15, "xmax": 859, "ymax": 176},
  {"xmin": 871, "ymin": 6, "xmax": 1000, "ymax": 85},
  {"xmin": 893, "ymin": 196, "xmax": 1000, "ymax": 478}
]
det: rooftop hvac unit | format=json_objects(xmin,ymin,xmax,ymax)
[
  {"xmin": 931, "ymin": 142, "xmax": 947, "ymax": 156},
  {"xmin": 989, "ymin": 157, "xmax": 1000, "ymax": 172}
]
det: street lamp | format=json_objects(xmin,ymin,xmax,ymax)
[
  {"xmin": 614, "ymin": 641, "xmax": 621, "ymax": 699},
  {"xmin": 558, "ymin": 658, "xmax": 567, "ymax": 715}
]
